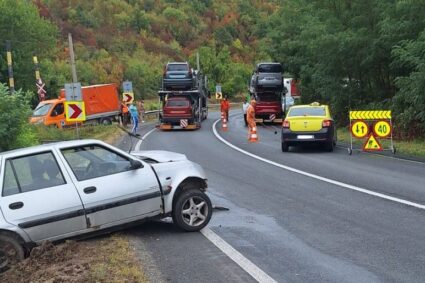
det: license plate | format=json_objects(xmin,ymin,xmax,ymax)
[
  {"xmin": 170, "ymin": 75, "xmax": 185, "ymax": 79},
  {"xmin": 297, "ymin": 135, "xmax": 314, "ymax": 140}
]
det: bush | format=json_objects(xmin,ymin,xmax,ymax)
[{"xmin": 0, "ymin": 84, "xmax": 36, "ymax": 151}]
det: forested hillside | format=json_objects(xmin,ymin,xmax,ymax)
[
  {"xmin": 1, "ymin": 0, "xmax": 425, "ymax": 137},
  {"xmin": 1, "ymin": 0, "xmax": 277, "ymax": 99}
]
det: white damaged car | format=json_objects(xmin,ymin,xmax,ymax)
[{"xmin": 0, "ymin": 139, "xmax": 212, "ymax": 270}]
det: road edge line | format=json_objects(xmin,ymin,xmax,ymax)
[
  {"xmin": 201, "ymin": 228, "xmax": 278, "ymax": 283},
  {"xmin": 212, "ymin": 119, "xmax": 425, "ymax": 211},
  {"xmin": 132, "ymin": 122, "xmax": 278, "ymax": 283},
  {"xmin": 135, "ymin": 128, "xmax": 157, "ymax": 151}
]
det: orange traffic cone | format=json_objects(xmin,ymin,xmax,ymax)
[
  {"xmin": 222, "ymin": 118, "xmax": 228, "ymax": 131},
  {"xmin": 248, "ymin": 126, "xmax": 258, "ymax": 142}
]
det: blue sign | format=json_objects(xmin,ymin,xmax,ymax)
[{"xmin": 123, "ymin": 81, "xmax": 133, "ymax": 92}]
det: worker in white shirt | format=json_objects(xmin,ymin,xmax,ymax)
[{"xmin": 242, "ymin": 98, "xmax": 250, "ymax": 127}]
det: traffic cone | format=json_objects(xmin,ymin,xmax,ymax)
[
  {"xmin": 248, "ymin": 126, "xmax": 258, "ymax": 142},
  {"xmin": 222, "ymin": 118, "xmax": 228, "ymax": 131}
]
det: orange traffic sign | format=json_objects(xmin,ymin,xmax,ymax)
[
  {"xmin": 65, "ymin": 101, "xmax": 86, "ymax": 122},
  {"xmin": 351, "ymin": 121, "xmax": 369, "ymax": 138},
  {"xmin": 373, "ymin": 120, "xmax": 391, "ymax": 138},
  {"xmin": 363, "ymin": 134, "xmax": 382, "ymax": 151}
]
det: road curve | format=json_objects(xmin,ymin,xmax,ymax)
[{"xmin": 120, "ymin": 111, "xmax": 425, "ymax": 283}]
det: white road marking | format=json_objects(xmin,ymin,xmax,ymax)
[
  {"xmin": 212, "ymin": 119, "xmax": 425, "ymax": 210},
  {"xmin": 135, "ymin": 124, "xmax": 279, "ymax": 283},
  {"xmin": 201, "ymin": 228, "xmax": 278, "ymax": 283},
  {"xmin": 135, "ymin": 128, "xmax": 156, "ymax": 151}
]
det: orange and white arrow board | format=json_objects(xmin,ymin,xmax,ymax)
[
  {"xmin": 65, "ymin": 101, "xmax": 86, "ymax": 122},
  {"xmin": 123, "ymin": 92, "xmax": 134, "ymax": 103}
]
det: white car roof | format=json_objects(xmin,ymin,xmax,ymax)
[{"xmin": 0, "ymin": 139, "xmax": 106, "ymax": 157}]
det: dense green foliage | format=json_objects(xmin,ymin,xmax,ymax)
[
  {"xmin": 0, "ymin": 0, "xmax": 275, "ymax": 100},
  {"xmin": 266, "ymin": 0, "xmax": 425, "ymax": 136},
  {"xmin": 0, "ymin": 84, "xmax": 36, "ymax": 151},
  {"xmin": 1, "ymin": 0, "xmax": 425, "ymax": 138}
]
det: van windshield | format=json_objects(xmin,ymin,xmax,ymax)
[{"xmin": 33, "ymin": 103, "xmax": 53, "ymax": 116}]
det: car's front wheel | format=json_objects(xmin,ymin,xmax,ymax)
[
  {"xmin": 0, "ymin": 234, "xmax": 25, "ymax": 272},
  {"xmin": 172, "ymin": 189, "xmax": 212, "ymax": 232}
]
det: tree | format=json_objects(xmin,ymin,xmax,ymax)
[
  {"xmin": 0, "ymin": 0, "xmax": 57, "ymax": 92},
  {"xmin": 0, "ymin": 84, "xmax": 34, "ymax": 151}
]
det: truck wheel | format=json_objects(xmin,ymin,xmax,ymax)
[
  {"xmin": 100, "ymin": 118, "xmax": 112, "ymax": 125},
  {"xmin": 281, "ymin": 142, "xmax": 289, "ymax": 152},
  {"xmin": 172, "ymin": 189, "xmax": 212, "ymax": 232},
  {"xmin": 0, "ymin": 234, "xmax": 25, "ymax": 272}
]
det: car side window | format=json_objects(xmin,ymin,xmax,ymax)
[
  {"xmin": 61, "ymin": 145, "xmax": 132, "ymax": 181},
  {"xmin": 2, "ymin": 152, "xmax": 66, "ymax": 197}
]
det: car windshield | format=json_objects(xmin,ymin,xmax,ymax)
[
  {"xmin": 33, "ymin": 103, "xmax": 53, "ymax": 116},
  {"xmin": 166, "ymin": 100, "xmax": 190, "ymax": 107},
  {"xmin": 257, "ymin": 93, "xmax": 280, "ymax": 102},
  {"xmin": 167, "ymin": 64, "xmax": 189, "ymax": 72},
  {"xmin": 258, "ymin": 64, "xmax": 282, "ymax": 73},
  {"xmin": 288, "ymin": 107, "xmax": 326, "ymax": 117}
]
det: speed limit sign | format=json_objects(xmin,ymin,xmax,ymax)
[{"xmin": 373, "ymin": 121, "xmax": 391, "ymax": 138}]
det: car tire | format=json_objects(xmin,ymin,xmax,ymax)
[
  {"xmin": 172, "ymin": 189, "xmax": 212, "ymax": 232},
  {"xmin": 281, "ymin": 142, "xmax": 289, "ymax": 152},
  {"xmin": 0, "ymin": 234, "xmax": 25, "ymax": 272}
]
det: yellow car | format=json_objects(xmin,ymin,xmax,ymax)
[{"xmin": 281, "ymin": 102, "xmax": 337, "ymax": 152}]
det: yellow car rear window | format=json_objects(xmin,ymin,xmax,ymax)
[{"xmin": 288, "ymin": 107, "xmax": 326, "ymax": 117}]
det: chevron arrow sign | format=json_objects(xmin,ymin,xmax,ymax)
[{"xmin": 349, "ymin": 110, "xmax": 391, "ymax": 120}]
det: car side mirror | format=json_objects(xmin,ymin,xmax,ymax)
[{"xmin": 129, "ymin": 159, "xmax": 143, "ymax": 170}]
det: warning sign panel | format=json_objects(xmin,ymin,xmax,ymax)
[
  {"xmin": 65, "ymin": 101, "xmax": 86, "ymax": 122},
  {"xmin": 373, "ymin": 121, "xmax": 391, "ymax": 138},
  {"xmin": 363, "ymin": 134, "xmax": 383, "ymax": 151},
  {"xmin": 351, "ymin": 121, "xmax": 369, "ymax": 138}
]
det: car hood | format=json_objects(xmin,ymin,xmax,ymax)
[{"xmin": 131, "ymin": 150, "xmax": 187, "ymax": 163}]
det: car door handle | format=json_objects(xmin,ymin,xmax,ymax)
[
  {"xmin": 9, "ymin": 202, "xmax": 24, "ymax": 210},
  {"xmin": 84, "ymin": 186, "xmax": 97, "ymax": 194}
]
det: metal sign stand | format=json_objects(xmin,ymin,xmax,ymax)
[{"xmin": 348, "ymin": 111, "xmax": 395, "ymax": 155}]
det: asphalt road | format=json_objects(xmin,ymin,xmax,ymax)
[{"xmin": 117, "ymin": 111, "xmax": 425, "ymax": 283}]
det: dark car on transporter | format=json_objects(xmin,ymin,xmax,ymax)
[{"xmin": 163, "ymin": 62, "xmax": 195, "ymax": 91}]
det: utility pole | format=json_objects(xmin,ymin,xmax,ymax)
[
  {"xmin": 5, "ymin": 41, "xmax": 15, "ymax": 94},
  {"xmin": 67, "ymin": 33, "xmax": 80, "ymax": 138},
  {"xmin": 68, "ymin": 33, "xmax": 78, "ymax": 84}
]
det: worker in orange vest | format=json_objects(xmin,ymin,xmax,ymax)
[
  {"xmin": 220, "ymin": 95, "xmax": 230, "ymax": 121},
  {"xmin": 247, "ymin": 99, "xmax": 257, "ymax": 136},
  {"xmin": 120, "ymin": 102, "xmax": 129, "ymax": 126}
]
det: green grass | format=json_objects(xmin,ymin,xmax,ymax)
[{"xmin": 337, "ymin": 128, "xmax": 425, "ymax": 158}]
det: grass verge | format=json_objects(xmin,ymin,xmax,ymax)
[
  {"xmin": 0, "ymin": 234, "xmax": 147, "ymax": 283},
  {"xmin": 337, "ymin": 128, "xmax": 425, "ymax": 158}
]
